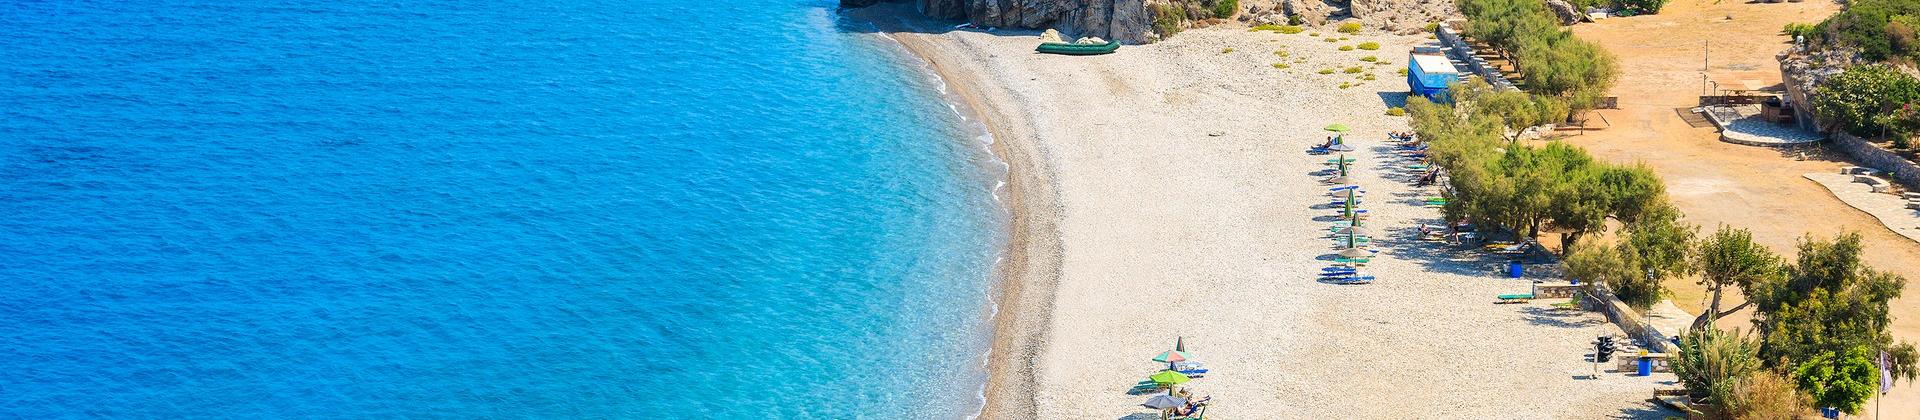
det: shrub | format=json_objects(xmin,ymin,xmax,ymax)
[
  {"xmin": 1317, "ymin": 68, "xmax": 1335, "ymax": 74},
  {"xmin": 1339, "ymin": 45, "xmax": 1354, "ymax": 51},
  {"xmin": 1221, "ymin": 47, "xmax": 1235, "ymax": 53},
  {"xmin": 1782, "ymin": 23, "xmax": 1818, "ymax": 39},
  {"xmin": 1397, "ymin": 68, "xmax": 1409, "ymax": 77},
  {"xmin": 1386, "ymin": 107, "xmax": 1407, "ymax": 116},
  {"xmin": 1793, "ymin": 347, "xmax": 1880, "ymax": 415},
  {"xmin": 1338, "ymin": 82, "xmax": 1352, "ymax": 89},
  {"xmin": 1272, "ymin": 63, "xmax": 1289, "ymax": 69},
  {"xmin": 1343, "ymin": 66, "xmax": 1363, "ymax": 74},
  {"xmin": 1358, "ymin": 41, "xmax": 1381, "ymax": 50},
  {"xmin": 1151, "ymin": 4, "xmax": 1187, "ymax": 36},
  {"xmin": 1721, "ymin": 371, "xmax": 1811, "ymax": 420},
  {"xmin": 1288, "ymin": 14, "xmax": 1304, "ymax": 26},
  {"xmin": 1813, "ymin": 64, "xmax": 1920, "ymax": 137},
  {"xmin": 1363, "ymin": 73, "xmax": 1377, "ymax": 81},
  {"xmin": 1616, "ymin": 0, "xmax": 1669, "ymax": 14},
  {"xmin": 1338, "ymin": 22, "xmax": 1363, "ymax": 33},
  {"xmin": 1273, "ymin": 50, "xmax": 1289, "ymax": 57},
  {"xmin": 1308, "ymin": 32, "xmax": 1320, "ymax": 37},
  {"xmin": 1360, "ymin": 55, "xmax": 1378, "ymax": 62},
  {"xmin": 1211, "ymin": 0, "xmax": 1238, "ymax": 19},
  {"xmin": 1673, "ymin": 327, "xmax": 1762, "ymax": 401},
  {"xmin": 1805, "ymin": 0, "xmax": 1920, "ymax": 61},
  {"xmin": 1424, "ymin": 22, "xmax": 1442, "ymax": 32},
  {"xmin": 1323, "ymin": 37, "xmax": 1337, "ymax": 42}
]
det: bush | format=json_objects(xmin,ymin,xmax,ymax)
[
  {"xmin": 1673, "ymin": 327, "xmax": 1762, "ymax": 401},
  {"xmin": 1387, "ymin": 107, "xmax": 1407, "ymax": 116},
  {"xmin": 1338, "ymin": 22, "xmax": 1363, "ymax": 33},
  {"xmin": 1343, "ymin": 66, "xmax": 1363, "ymax": 74},
  {"xmin": 1221, "ymin": 47, "xmax": 1234, "ymax": 53},
  {"xmin": 1616, "ymin": 0, "xmax": 1669, "ymax": 14},
  {"xmin": 1323, "ymin": 37, "xmax": 1337, "ymax": 42},
  {"xmin": 1288, "ymin": 14, "xmax": 1304, "ymax": 26},
  {"xmin": 1424, "ymin": 22, "xmax": 1442, "ymax": 32},
  {"xmin": 1721, "ymin": 371, "xmax": 1812, "ymax": 420},
  {"xmin": 1793, "ymin": 347, "xmax": 1880, "ymax": 415},
  {"xmin": 1363, "ymin": 73, "xmax": 1377, "ymax": 81},
  {"xmin": 1151, "ymin": 4, "xmax": 1186, "ymax": 36},
  {"xmin": 1397, "ymin": 68, "xmax": 1409, "ymax": 77},
  {"xmin": 1211, "ymin": 0, "xmax": 1238, "ymax": 19},
  {"xmin": 1273, "ymin": 50, "xmax": 1289, "ymax": 57},
  {"xmin": 1812, "ymin": 64, "xmax": 1920, "ymax": 137},
  {"xmin": 1782, "ymin": 23, "xmax": 1819, "ymax": 39},
  {"xmin": 1809, "ymin": 0, "xmax": 1920, "ymax": 61},
  {"xmin": 1358, "ymin": 41, "xmax": 1381, "ymax": 50},
  {"xmin": 1318, "ymin": 68, "xmax": 1335, "ymax": 74},
  {"xmin": 1339, "ymin": 45, "xmax": 1354, "ymax": 51},
  {"xmin": 1272, "ymin": 63, "xmax": 1289, "ymax": 69},
  {"xmin": 1338, "ymin": 82, "xmax": 1352, "ymax": 89},
  {"xmin": 1360, "ymin": 55, "xmax": 1378, "ymax": 62}
]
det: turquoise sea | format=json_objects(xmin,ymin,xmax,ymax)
[{"xmin": 1, "ymin": 0, "xmax": 1005, "ymax": 417}]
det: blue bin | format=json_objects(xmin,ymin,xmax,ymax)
[
  {"xmin": 1507, "ymin": 262, "xmax": 1523, "ymax": 278},
  {"xmin": 1637, "ymin": 358, "xmax": 1652, "ymax": 376}
]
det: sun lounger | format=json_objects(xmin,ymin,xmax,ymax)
[
  {"xmin": 1333, "ymin": 257, "xmax": 1371, "ymax": 265},
  {"xmin": 1496, "ymin": 293, "xmax": 1534, "ymax": 303},
  {"xmin": 1337, "ymin": 275, "xmax": 1375, "ymax": 284}
]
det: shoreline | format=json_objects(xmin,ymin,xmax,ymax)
[{"xmin": 845, "ymin": 6, "xmax": 1062, "ymax": 419}]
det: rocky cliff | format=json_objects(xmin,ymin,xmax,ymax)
[{"xmin": 842, "ymin": 0, "xmax": 1457, "ymax": 42}]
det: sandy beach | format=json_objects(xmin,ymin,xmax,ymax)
[{"xmin": 855, "ymin": 5, "xmax": 1678, "ymax": 418}]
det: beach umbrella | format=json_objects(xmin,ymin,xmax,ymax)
[
  {"xmin": 1149, "ymin": 370, "xmax": 1191, "ymax": 387},
  {"xmin": 1327, "ymin": 143, "xmax": 1355, "ymax": 152},
  {"xmin": 1324, "ymin": 123, "xmax": 1350, "ymax": 133},
  {"xmin": 1338, "ymin": 247, "xmax": 1373, "ymax": 258},
  {"xmin": 1175, "ymin": 336, "xmax": 1186, "ymax": 352},
  {"xmin": 1337, "ymin": 218, "xmax": 1373, "ymax": 236},
  {"xmin": 1142, "ymin": 393, "xmax": 1187, "ymax": 410},
  {"xmin": 1152, "ymin": 350, "xmax": 1190, "ymax": 363}
]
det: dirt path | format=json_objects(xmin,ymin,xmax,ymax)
[{"xmin": 1567, "ymin": 1, "xmax": 1920, "ymax": 416}]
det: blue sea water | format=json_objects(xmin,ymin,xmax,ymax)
[{"xmin": 0, "ymin": 0, "xmax": 1005, "ymax": 417}]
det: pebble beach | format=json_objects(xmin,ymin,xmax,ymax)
[{"xmin": 856, "ymin": 5, "xmax": 1686, "ymax": 418}]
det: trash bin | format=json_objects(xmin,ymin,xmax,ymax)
[
  {"xmin": 1507, "ymin": 261, "xmax": 1523, "ymax": 278},
  {"xmin": 1636, "ymin": 357, "xmax": 1652, "ymax": 376}
]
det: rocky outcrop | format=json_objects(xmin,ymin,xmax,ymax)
[
  {"xmin": 844, "ymin": 0, "xmax": 1455, "ymax": 42},
  {"xmin": 1546, "ymin": 0, "xmax": 1581, "ymax": 25}
]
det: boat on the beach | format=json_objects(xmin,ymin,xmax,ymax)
[{"xmin": 1035, "ymin": 41, "xmax": 1120, "ymax": 55}]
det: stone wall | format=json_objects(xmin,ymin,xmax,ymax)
[
  {"xmin": 1830, "ymin": 131, "xmax": 1920, "ymax": 188},
  {"xmin": 1582, "ymin": 285, "xmax": 1677, "ymax": 354},
  {"xmin": 1436, "ymin": 22, "xmax": 1517, "ymax": 91}
]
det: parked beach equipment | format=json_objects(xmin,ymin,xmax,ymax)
[{"xmin": 1142, "ymin": 393, "xmax": 1188, "ymax": 410}]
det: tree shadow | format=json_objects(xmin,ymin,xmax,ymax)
[
  {"xmin": 1519, "ymin": 305, "xmax": 1604, "ymax": 329},
  {"xmin": 1118, "ymin": 413, "xmax": 1162, "ymax": 420},
  {"xmin": 1608, "ymin": 401, "xmax": 1682, "ymax": 420}
]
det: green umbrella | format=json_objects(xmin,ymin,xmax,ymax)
[
  {"xmin": 1324, "ymin": 123, "xmax": 1350, "ymax": 133},
  {"xmin": 1149, "ymin": 370, "xmax": 1191, "ymax": 386},
  {"xmin": 1152, "ymin": 350, "xmax": 1191, "ymax": 363}
]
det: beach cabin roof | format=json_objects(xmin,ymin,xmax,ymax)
[{"xmin": 1410, "ymin": 54, "xmax": 1458, "ymax": 75}]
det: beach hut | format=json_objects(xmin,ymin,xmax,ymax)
[{"xmin": 1407, "ymin": 53, "xmax": 1460, "ymax": 102}]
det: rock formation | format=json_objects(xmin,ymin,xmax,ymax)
[
  {"xmin": 1545, "ymin": 0, "xmax": 1582, "ymax": 26},
  {"xmin": 841, "ymin": 0, "xmax": 1458, "ymax": 42}
]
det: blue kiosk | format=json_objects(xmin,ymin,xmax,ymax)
[{"xmin": 1407, "ymin": 53, "xmax": 1461, "ymax": 102}]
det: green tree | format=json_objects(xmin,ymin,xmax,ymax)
[
  {"xmin": 1691, "ymin": 226, "xmax": 1785, "ymax": 330},
  {"xmin": 1567, "ymin": 241, "xmax": 1662, "ymax": 309},
  {"xmin": 1672, "ymin": 326, "xmax": 1762, "ymax": 402},
  {"xmin": 1792, "ymin": 347, "xmax": 1879, "ymax": 414},
  {"xmin": 1745, "ymin": 233, "xmax": 1920, "ymax": 399},
  {"xmin": 1622, "ymin": 202, "xmax": 1697, "ymax": 282},
  {"xmin": 1812, "ymin": 64, "xmax": 1920, "ymax": 137}
]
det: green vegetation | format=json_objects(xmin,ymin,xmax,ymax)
[
  {"xmin": 1317, "ymin": 68, "xmax": 1335, "ymax": 74},
  {"xmin": 1672, "ymin": 327, "xmax": 1762, "ymax": 402},
  {"xmin": 1338, "ymin": 82, "xmax": 1352, "ymax": 89},
  {"xmin": 1360, "ymin": 56, "xmax": 1377, "ymax": 62},
  {"xmin": 1812, "ymin": 64, "xmax": 1920, "ymax": 142},
  {"xmin": 1363, "ymin": 73, "xmax": 1376, "ymax": 81},
  {"xmin": 1271, "ymin": 63, "xmax": 1289, "ymax": 69},
  {"xmin": 1457, "ymin": 0, "xmax": 1622, "ymax": 106},
  {"xmin": 1803, "ymin": 0, "xmax": 1920, "ymax": 61},
  {"xmin": 1386, "ymin": 107, "xmax": 1406, "ymax": 116},
  {"xmin": 1289, "ymin": 14, "xmax": 1304, "ymax": 26},
  {"xmin": 1221, "ymin": 47, "xmax": 1235, "ymax": 54},
  {"xmin": 1691, "ymin": 226, "xmax": 1783, "ymax": 330},
  {"xmin": 1424, "ymin": 22, "xmax": 1442, "ymax": 32},
  {"xmin": 1793, "ymin": 347, "xmax": 1881, "ymax": 414},
  {"xmin": 1250, "ymin": 24, "xmax": 1305, "ymax": 34},
  {"xmin": 1614, "ymin": 0, "xmax": 1669, "ymax": 14},
  {"xmin": 1396, "ymin": 68, "xmax": 1409, "ymax": 77},
  {"xmin": 1343, "ymin": 66, "xmax": 1363, "ymax": 74},
  {"xmin": 1357, "ymin": 41, "xmax": 1380, "ymax": 50},
  {"xmin": 1338, "ymin": 22, "xmax": 1363, "ymax": 33},
  {"xmin": 1338, "ymin": 45, "xmax": 1354, "ymax": 51},
  {"xmin": 1273, "ymin": 50, "xmax": 1289, "ymax": 57},
  {"xmin": 1782, "ymin": 22, "xmax": 1819, "ymax": 39},
  {"xmin": 1152, "ymin": 4, "xmax": 1187, "ymax": 37},
  {"xmin": 1323, "ymin": 37, "xmax": 1337, "ymax": 43},
  {"xmin": 1211, "ymin": 0, "xmax": 1238, "ymax": 19}
]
